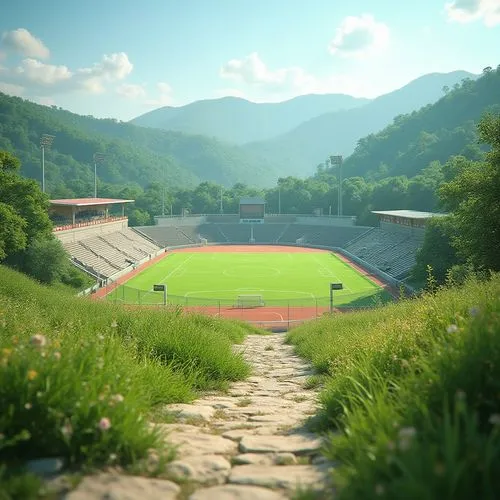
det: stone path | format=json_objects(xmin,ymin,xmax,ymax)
[{"xmin": 65, "ymin": 334, "xmax": 333, "ymax": 499}]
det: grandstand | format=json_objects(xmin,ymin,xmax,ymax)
[
  {"xmin": 50, "ymin": 198, "xmax": 163, "ymax": 281},
  {"xmin": 344, "ymin": 210, "xmax": 447, "ymax": 280}
]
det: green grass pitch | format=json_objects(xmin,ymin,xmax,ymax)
[{"xmin": 107, "ymin": 250, "xmax": 391, "ymax": 307}]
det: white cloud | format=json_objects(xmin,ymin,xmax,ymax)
[
  {"xmin": 220, "ymin": 52, "xmax": 315, "ymax": 92},
  {"xmin": 144, "ymin": 81, "xmax": 174, "ymax": 107},
  {"xmin": 0, "ymin": 81, "xmax": 24, "ymax": 97},
  {"xmin": 1, "ymin": 28, "xmax": 50, "ymax": 59},
  {"xmin": 219, "ymin": 52, "xmax": 379, "ymax": 101},
  {"xmin": 116, "ymin": 83, "xmax": 146, "ymax": 99},
  {"xmin": 0, "ymin": 52, "xmax": 134, "ymax": 96},
  {"xmin": 328, "ymin": 14, "xmax": 390, "ymax": 58},
  {"xmin": 445, "ymin": 0, "xmax": 500, "ymax": 26}
]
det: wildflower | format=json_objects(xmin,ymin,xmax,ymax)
[
  {"xmin": 398, "ymin": 427, "xmax": 417, "ymax": 451},
  {"xmin": 98, "ymin": 334, "xmax": 105, "ymax": 341},
  {"xmin": 0, "ymin": 433, "xmax": 4, "ymax": 440},
  {"xmin": 24, "ymin": 403, "xmax": 32, "ymax": 410},
  {"xmin": 446, "ymin": 324, "xmax": 458, "ymax": 334},
  {"xmin": 456, "ymin": 390, "xmax": 466, "ymax": 401},
  {"xmin": 11, "ymin": 336, "xmax": 19, "ymax": 345},
  {"xmin": 109, "ymin": 453, "xmax": 118, "ymax": 462},
  {"xmin": 375, "ymin": 484, "xmax": 385, "ymax": 496},
  {"xmin": 61, "ymin": 421, "xmax": 73, "ymax": 438},
  {"xmin": 489, "ymin": 414, "xmax": 500, "ymax": 426},
  {"xmin": 53, "ymin": 340, "xmax": 61, "ymax": 348},
  {"xmin": 36, "ymin": 391, "xmax": 43, "ymax": 398},
  {"xmin": 98, "ymin": 417, "xmax": 111, "ymax": 431},
  {"xmin": 53, "ymin": 351, "xmax": 61, "ymax": 360},
  {"xmin": 111, "ymin": 394, "xmax": 124, "ymax": 404},
  {"xmin": 27, "ymin": 370, "xmax": 38, "ymax": 381},
  {"xmin": 110, "ymin": 320, "xmax": 118, "ymax": 328},
  {"xmin": 400, "ymin": 359, "xmax": 410, "ymax": 369},
  {"xmin": 469, "ymin": 306, "xmax": 480, "ymax": 317},
  {"xmin": 2, "ymin": 348, "xmax": 12, "ymax": 357},
  {"xmin": 30, "ymin": 334, "xmax": 47, "ymax": 347},
  {"xmin": 98, "ymin": 393, "xmax": 106, "ymax": 401}
]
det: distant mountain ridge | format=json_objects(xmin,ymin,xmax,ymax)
[
  {"xmin": 243, "ymin": 71, "xmax": 478, "ymax": 177},
  {"xmin": 131, "ymin": 94, "xmax": 370, "ymax": 144}
]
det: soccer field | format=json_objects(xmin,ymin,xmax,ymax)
[{"xmin": 107, "ymin": 246, "xmax": 390, "ymax": 308}]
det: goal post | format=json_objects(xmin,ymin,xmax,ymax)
[{"xmin": 236, "ymin": 294, "xmax": 265, "ymax": 308}]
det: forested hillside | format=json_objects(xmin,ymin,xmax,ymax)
[
  {"xmin": 0, "ymin": 93, "xmax": 278, "ymax": 192},
  {"xmin": 245, "ymin": 71, "xmax": 475, "ymax": 176},
  {"xmin": 344, "ymin": 65, "xmax": 500, "ymax": 179},
  {"xmin": 132, "ymin": 94, "xmax": 369, "ymax": 144}
]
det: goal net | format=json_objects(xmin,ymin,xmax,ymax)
[{"xmin": 236, "ymin": 294, "xmax": 265, "ymax": 308}]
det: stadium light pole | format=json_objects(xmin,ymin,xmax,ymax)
[
  {"xmin": 278, "ymin": 186, "xmax": 281, "ymax": 214},
  {"xmin": 93, "ymin": 153, "xmax": 105, "ymax": 198},
  {"xmin": 40, "ymin": 134, "xmax": 55, "ymax": 193},
  {"xmin": 220, "ymin": 186, "xmax": 223, "ymax": 214},
  {"xmin": 162, "ymin": 165, "xmax": 166, "ymax": 216},
  {"xmin": 330, "ymin": 155, "xmax": 343, "ymax": 217}
]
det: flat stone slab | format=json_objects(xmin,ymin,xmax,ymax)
[
  {"xmin": 190, "ymin": 484, "xmax": 287, "ymax": 499},
  {"xmin": 229, "ymin": 464, "xmax": 328, "ymax": 491},
  {"xmin": 166, "ymin": 454, "xmax": 231, "ymax": 485},
  {"xmin": 240, "ymin": 434, "xmax": 322, "ymax": 455},
  {"xmin": 65, "ymin": 473, "xmax": 180, "ymax": 499},
  {"xmin": 160, "ymin": 428, "xmax": 238, "ymax": 456},
  {"xmin": 163, "ymin": 404, "xmax": 215, "ymax": 422}
]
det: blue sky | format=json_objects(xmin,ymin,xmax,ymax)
[{"xmin": 0, "ymin": 0, "xmax": 498, "ymax": 120}]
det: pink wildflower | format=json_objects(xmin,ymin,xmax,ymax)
[{"xmin": 98, "ymin": 417, "xmax": 111, "ymax": 431}]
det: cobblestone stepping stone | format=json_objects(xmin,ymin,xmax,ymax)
[{"xmin": 67, "ymin": 333, "xmax": 332, "ymax": 499}]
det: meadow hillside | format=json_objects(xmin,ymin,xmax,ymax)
[
  {"xmin": 287, "ymin": 274, "xmax": 500, "ymax": 499},
  {"xmin": 245, "ymin": 70, "xmax": 475, "ymax": 176},
  {"xmin": 131, "ymin": 94, "xmax": 369, "ymax": 144},
  {"xmin": 0, "ymin": 265, "xmax": 259, "ymax": 496}
]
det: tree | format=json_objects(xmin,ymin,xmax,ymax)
[
  {"xmin": 411, "ymin": 217, "xmax": 461, "ymax": 285},
  {"xmin": 438, "ymin": 114, "xmax": 500, "ymax": 271},
  {"xmin": 0, "ymin": 203, "xmax": 27, "ymax": 260},
  {"xmin": 23, "ymin": 237, "xmax": 69, "ymax": 284}
]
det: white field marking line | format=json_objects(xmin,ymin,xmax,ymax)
[
  {"xmin": 314, "ymin": 255, "xmax": 353, "ymax": 293},
  {"xmin": 159, "ymin": 253, "xmax": 195, "ymax": 283}
]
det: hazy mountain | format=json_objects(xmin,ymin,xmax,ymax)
[
  {"xmin": 131, "ymin": 94, "xmax": 370, "ymax": 144},
  {"xmin": 244, "ymin": 71, "xmax": 478, "ymax": 177},
  {"xmin": 0, "ymin": 93, "xmax": 280, "ymax": 192}
]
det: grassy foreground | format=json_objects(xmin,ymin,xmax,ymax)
[
  {"xmin": 287, "ymin": 275, "xmax": 500, "ymax": 499},
  {"xmin": 0, "ymin": 265, "xmax": 257, "ymax": 496}
]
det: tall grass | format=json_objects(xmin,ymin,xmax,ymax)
[
  {"xmin": 0, "ymin": 265, "xmax": 255, "ymax": 475},
  {"xmin": 287, "ymin": 275, "xmax": 500, "ymax": 499}
]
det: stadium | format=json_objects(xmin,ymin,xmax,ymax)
[{"xmin": 51, "ymin": 195, "xmax": 443, "ymax": 330}]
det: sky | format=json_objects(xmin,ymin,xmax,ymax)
[{"xmin": 0, "ymin": 0, "xmax": 499, "ymax": 121}]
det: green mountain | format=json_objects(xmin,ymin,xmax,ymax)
[
  {"xmin": 244, "ymin": 71, "xmax": 477, "ymax": 177},
  {"xmin": 0, "ymin": 93, "xmax": 278, "ymax": 194},
  {"xmin": 131, "ymin": 94, "xmax": 369, "ymax": 144},
  {"xmin": 343, "ymin": 66, "xmax": 500, "ymax": 179}
]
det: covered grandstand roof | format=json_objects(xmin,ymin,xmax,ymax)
[
  {"xmin": 240, "ymin": 197, "xmax": 266, "ymax": 205},
  {"xmin": 372, "ymin": 210, "xmax": 447, "ymax": 220},
  {"xmin": 50, "ymin": 198, "xmax": 134, "ymax": 207}
]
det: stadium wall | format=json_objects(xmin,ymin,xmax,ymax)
[
  {"xmin": 154, "ymin": 216, "xmax": 206, "ymax": 226},
  {"xmin": 295, "ymin": 216, "xmax": 357, "ymax": 226},
  {"xmin": 55, "ymin": 219, "xmax": 128, "ymax": 243}
]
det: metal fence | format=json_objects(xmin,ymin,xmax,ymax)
[{"xmin": 104, "ymin": 284, "xmax": 391, "ymax": 330}]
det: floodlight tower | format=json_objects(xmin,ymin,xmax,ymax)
[
  {"xmin": 330, "ymin": 155, "xmax": 343, "ymax": 216},
  {"xmin": 93, "ymin": 153, "xmax": 105, "ymax": 198},
  {"xmin": 40, "ymin": 134, "xmax": 55, "ymax": 193}
]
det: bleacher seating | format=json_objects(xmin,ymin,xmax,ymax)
[
  {"xmin": 62, "ymin": 228, "xmax": 161, "ymax": 279},
  {"xmin": 344, "ymin": 229, "xmax": 421, "ymax": 279}
]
